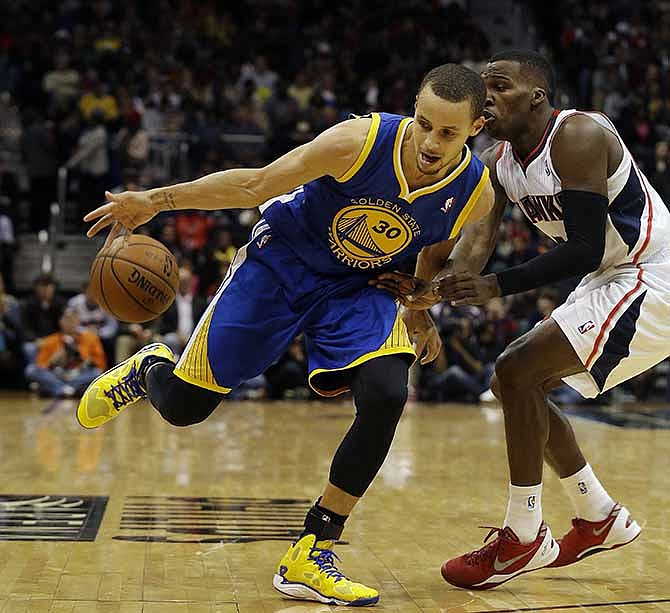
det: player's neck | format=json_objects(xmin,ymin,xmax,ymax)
[{"xmin": 509, "ymin": 106, "xmax": 557, "ymax": 161}]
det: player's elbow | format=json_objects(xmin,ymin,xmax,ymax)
[{"xmin": 575, "ymin": 242, "xmax": 604, "ymax": 274}]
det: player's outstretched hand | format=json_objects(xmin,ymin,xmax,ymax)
[
  {"xmin": 402, "ymin": 308, "xmax": 441, "ymax": 365},
  {"xmin": 84, "ymin": 190, "xmax": 159, "ymax": 237},
  {"xmin": 434, "ymin": 272, "xmax": 501, "ymax": 306},
  {"xmin": 370, "ymin": 271, "xmax": 440, "ymax": 309}
]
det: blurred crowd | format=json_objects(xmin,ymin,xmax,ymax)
[{"xmin": 0, "ymin": 1, "xmax": 668, "ymax": 401}]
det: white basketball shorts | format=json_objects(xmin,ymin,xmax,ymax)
[{"xmin": 551, "ymin": 258, "xmax": 670, "ymax": 398}]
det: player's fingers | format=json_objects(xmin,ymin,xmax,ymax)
[
  {"xmin": 102, "ymin": 222, "xmax": 126, "ymax": 249},
  {"xmin": 423, "ymin": 334, "xmax": 442, "ymax": 364},
  {"xmin": 372, "ymin": 280, "xmax": 402, "ymax": 295},
  {"xmin": 83, "ymin": 202, "xmax": 113, "ymax": 222},
  {"xmin": 451, "ymin": 296, "xmax": 481, "ymax": 307},
  {"xmin": 414, "ymin": 334, "xmax": 427, "ymax": 362},
  {"xmin": 87, "ymin": 213, "xmax": 115, "ymax": 237},
  {"xmin": 376, "ymin": 271, "xmax": 413, "ymax": 282}
]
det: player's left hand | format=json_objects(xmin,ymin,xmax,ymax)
[
  {"xmin": 370, "ymin": 271, "xmax": 440, "ymax": 309},
  {"xmin": 402, "ymin": 308, "xmax": 442, "ymax": 365},
  {"xmin": 434, "ymin": 272, "xmax": 501, "ymax": 306}
]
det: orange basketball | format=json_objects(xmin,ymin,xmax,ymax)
[{"xmin": 89, "ymin": 234, "xmax": 179, "ymax": 323}]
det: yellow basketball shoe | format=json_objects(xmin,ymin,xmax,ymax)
[
  {"xmin": 273, "ymin": 534, "xmax": 379, "ymax": 606},
  {"xmin": 77, "ymin": 342, "xmax": 175, "ymax": 429}
]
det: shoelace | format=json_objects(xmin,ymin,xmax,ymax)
[
  {"xmin": 104, "ymin": 365, "xmax": 145, "ymax": 410},
  {"xmin": 571, "ymin": 517, "xmax": 591, "ymax": 535},
  {"xmin": 465, "ymin": 526, "xmax": 504, "ymax": 566},
  {"xmin": 309, "ymin": 546, "xmax": 348, "ymax": 583}
]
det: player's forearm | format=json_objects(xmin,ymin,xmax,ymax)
[
  {"xmin": 413, "ymin": 251, "xmax": 445, "ymax": 282},
  {"xmin": 446, "ymin": 223, "xmax": 497, "ymax": 275},
  {"xmin": 148, "ymin": 169, "xmax": 265, "ymax": 213}
]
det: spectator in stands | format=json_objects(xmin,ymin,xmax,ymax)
[
  {"xmin": 265, "ymin": 335, "xmax": 311, "ymax": 400},
  {"xmin": 114, "ymin": 110, "xmax": 149, "ymax": 184},
  {"xmin": 0, "ymin": 200, "xmax": 16, "ymax": 293},
  {"xmin": 0, "ymin": 274, "xmax": 24, "ymax": 388},
  {"xmin": 66, "ymin": 110, "xmax": 109, "ymax": 222},
  {"xmin": 158, "ymin": 265, "xmax": 207, "ymax": 357},
  {"xmin": 175, "ymin": 210, "xmax": 214, "ymax": 256},
  {"xmin": 527, "ymin": 290, "xmax": 559, "ymax": 328},
  {"xmin": 115, "ymin": 322, "xmax": 157, "ymax": 363},
  {"xmin": 444, "ymin": 318, "xmax": 495, "ymax": 403},
  {"xmin": 25, "ymin": 308, "xmax": 106, "ymax": 397},
  {"xmin": 67, "ymin": 281, "xmax": 118, "ymax": 364},
  {"xmin": 21, "ymin": 108, "xmax": 58, "ymax": 231},
  {"xmin": 199, "ymin": 227, "xmax": 237, "ymax": 293},
  {"xmin": 42, "ymin": 50, "xmax": 80, "ymax": 112},
  {"xmin": 21, "ymin": 274, "xmax": 66, "ymax": 362},
  {"xmin": 157, "ymin": 222, "xmax": 185, "ymax": 263},
  {"xmin": 78, "ymin": 73, "xmax": 119, "ymax": 123}
]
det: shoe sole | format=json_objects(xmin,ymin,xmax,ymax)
[
  {"xmin": 272, "ymin": 574, "xmax": 379, "ymax": 606},
  {"xmin": 76, "ymin": 343, "xmax": 172, "ymax": 429}
]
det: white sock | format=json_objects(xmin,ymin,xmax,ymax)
[
  {"xmin": 503, "ymin": 483, "xmax": 543, "ymax": 544},
  {"xmin": 560, "ymin": 463, "xmax": 614, "ymax": 521}
]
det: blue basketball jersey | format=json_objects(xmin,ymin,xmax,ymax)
[{"xmin": 261, "ymin": 112, "xmax": 489, "ymax": 276}]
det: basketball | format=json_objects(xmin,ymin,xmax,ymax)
[{"xmin": 89, "ymin": 234, "xmax": 179, "ymax": 323}]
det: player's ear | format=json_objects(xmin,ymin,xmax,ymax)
[
  {"xmin": 470, "ymin": 115, "xmax": 486, "ymax": 137},
  {"xmin": 530, "ymin": 87, "xmax": 547, "ymax": 109}
]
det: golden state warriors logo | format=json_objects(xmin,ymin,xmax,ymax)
[{"xmin": 329, "ymin": 205, "xmax": 412, "ymax": 269}]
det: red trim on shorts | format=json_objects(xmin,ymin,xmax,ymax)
[
  {"xmin": 585, "ymin": 268, "xmax": 645, "ymax": 369},
  {"xmin": 632, "ymin": 166, "xmax": 654, "ymax": 265}
]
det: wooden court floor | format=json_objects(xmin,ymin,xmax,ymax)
[{"xmin": 0, "ymin": 391, "xmax": 668, "ymax": 613}]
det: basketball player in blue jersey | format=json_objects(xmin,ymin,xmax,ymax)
[
  {"xmin": 390, "ymin": 50, "xmax": 667, "ymax": 590},
  {"xmin": 77, "ymin": 64, "xmax": 493, "ymax": 606}
]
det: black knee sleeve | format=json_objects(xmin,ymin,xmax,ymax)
[
  {"xmin": 328, "ymin": 356, "xmax": 409, "ymax": 497},
  {"xmin": 145, "ymin": 362, "xmax": 224, "ymax": 427}
]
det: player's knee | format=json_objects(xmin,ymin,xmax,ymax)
[
  {"xmin": 147, "ymin": 364, "xmax": 223, "ymax": 426},
  {"xmin": 495, "ymin": 341, "xmax": 533, "ymax": 390},
  {"xmin": 355, "ymin": 378, "xmax": 407, "ymax": 424}
]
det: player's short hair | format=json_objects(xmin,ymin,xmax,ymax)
[
  {"xmin": 418, "ymin": 63, "xmax": 486, "ymax": 119},
  {"xmin": 489, "ymin": 49, "xmax": 555, "ymax": 102}
]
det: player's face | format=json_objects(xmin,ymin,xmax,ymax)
[
  {"xmin": 412, "ymin": 86, "xmax": 485, "ymax": 175},
  {"xmin": 481, "ymin": 61, "xmax": 534, "ymax": 140}
]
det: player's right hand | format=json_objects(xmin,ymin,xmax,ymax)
[
  {"xmin": 402, "ymin": 308, "xmax": 442, "ymax": 365},
  {"xmin": 84, "ymin": 190, "xmax": 158, "ymax": 237},
  {"xmin": 371, "ymin": 271, "xmax": 440, "ymax": 310}
]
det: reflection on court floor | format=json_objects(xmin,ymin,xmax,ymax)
[{"xmin": 0, "ymin": 393, "xmax": 668, "ymax": 612}]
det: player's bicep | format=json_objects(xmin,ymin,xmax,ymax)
[
  {"xmin": 463, "ymin": 180, "xmax": 495, "ymax": 226},
  {"xmin": 252, "ymin": 119, "xmax": 369, "ymax": 202},
  {"xmin": 551, "ymin": 116, "xmax": 608, "ymax": 196}
]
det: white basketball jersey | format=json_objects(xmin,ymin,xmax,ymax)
[{"xmin": 495, "ymin": 109, "xmax": 670, "ymax": 276}]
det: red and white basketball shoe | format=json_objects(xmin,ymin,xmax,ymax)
[
  {"xmin": 547, "ymin": 503, "xmax": 641, "ymax": 568},
  {"xmin": 441, "ymin": 522, "xmax": 559, "ymax": 590}
]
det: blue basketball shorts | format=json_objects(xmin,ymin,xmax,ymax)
[{"xmin": 174, "ymin": 222, "xmax": 415, "ymax": 396}]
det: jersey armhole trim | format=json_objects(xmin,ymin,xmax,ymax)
[
  {"xmin": 448, "ymin": 166, "xmax": 490, "ymax": 239},
  {"xmin": 335, "ymin": 112, "xmax": 381, "ymax": 183}
]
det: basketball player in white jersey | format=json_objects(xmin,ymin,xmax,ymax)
[{"xmin": 379, "ymin": 50, "xmax": 667, "ymax": 589}]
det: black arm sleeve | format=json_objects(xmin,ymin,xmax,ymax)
[{"xmin": 495, "ymin": 190, "xmax": 608, "ymax": 296}]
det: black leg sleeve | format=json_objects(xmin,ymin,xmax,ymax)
[
  {"xmin": 328, "ymin": 355, "xmax": 409, "ymax": 497},
  {"xmin": 145, "ymin": 362, "xmax": 224, "ymax": 427}
]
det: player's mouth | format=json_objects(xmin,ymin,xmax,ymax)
[
  {"xmin": 419, "ymin": 151, "xmax": 440, "ymax": 165},
  {"xmin": 483, "ymin": 109, "xmax": 497, "ymax": 128}
]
